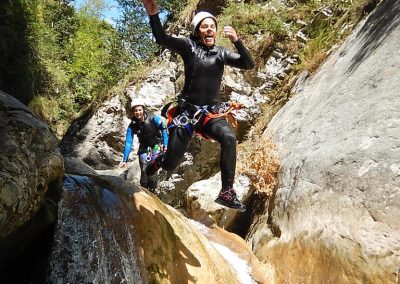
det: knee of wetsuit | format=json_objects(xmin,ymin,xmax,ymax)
[
  {"xmin": 162, "ymin": 155, "xmax": 181, "ymax": 172},
  {"xmin": 221, "ymin": 131, "xmax": 237, "ymax": 146}
]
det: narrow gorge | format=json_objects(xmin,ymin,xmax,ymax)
[{"xmin": 0, "ymin": 0, "xmax": 399, "ymax": 283}]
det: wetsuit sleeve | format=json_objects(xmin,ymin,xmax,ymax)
[
  {"xmin": 153, "ymin": 115, "xmax": 169, "ymax": 147},
  {"xmin": 123, "ymin": 126, "xmax": 135, "ymax": 162},
  {"xmin": 149, "ymin": 13, "xmax": 191, "ymax": 54},
  {"xmin": 222, "ymin": 39, "xmax": 255, "ymax": 70}
]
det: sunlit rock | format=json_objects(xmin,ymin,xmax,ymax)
[
  {"xmin": 60, "ymin": 95, "xmax": 129, "ymax": 169},
  {"xmin": 126, "ymin": 63, "xmax": 176, "ymax": 109},
  {"xmin": 48, "ymin": 172, "xmax": 271, "ymax": 283},
  {"xmin": 248, "ymin": 1, "xmax": 400, "ymax": 282},
  {"xmin": 132, "ymin": 188, "xmax": 268, "ymax": 283},
  {"xmin": 186, "ymin": 173, "xmax": 252, "ymax": 228}
]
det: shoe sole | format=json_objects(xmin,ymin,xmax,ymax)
[{"xmin": 215, "ymin": 198, "xmax": 246, "ymax": 212}]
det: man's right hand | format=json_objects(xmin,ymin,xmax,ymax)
[
  {"xmin": 118, "ymin": 161, "xmax": 128, "ymax": 169},
  {"xmin": 141, "ymin": 0, "xmax": 158, "ymax": 15}
]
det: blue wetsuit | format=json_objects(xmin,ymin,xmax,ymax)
[{"xmin": 123, "ymin": 112, "xmax": 168, "ymax": 190}]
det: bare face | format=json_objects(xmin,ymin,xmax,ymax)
[
  {"xmin": 198, "ymin": 18, "xmax": 217, "ymax": 47},
  {"xmin": 132, "ymin": 105, "xmax": 144, "ymax": 121}
]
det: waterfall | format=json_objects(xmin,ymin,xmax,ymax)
[{"xmin": 47, "ymin": 175, "xmax": 146, "ymax": 283}]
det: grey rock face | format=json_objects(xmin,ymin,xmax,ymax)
[
  {"xmin": 249, "ymin": 0, "xmax": 400, "ymax": 282},
  {"xmin": 60, "ymin": 95, "xmax": 129, "ymax": 169},
  {"xmin": 61, "ymin": 62, "xmax": 176, "ymax": 170},
  {"xmin": 0, "ymin": 91, "xmax": 64, "ymax": 239}
]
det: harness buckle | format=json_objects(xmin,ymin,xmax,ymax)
[{"xmin": 173, "ymin": 115, "xmax": 190, "ymax": 127}]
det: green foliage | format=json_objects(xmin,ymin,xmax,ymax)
[
  {"xmin": 65, "ymin": 13, "xmax": 124, "ymax": 105},
  {"xmin": 0, "ymin": 0, "xmax": 136, "ymax": 135},
  {"xmin": 298, "ymin": 25, "xmax": 338, "ymax": 72},
  {"xmin": 219, "ymin": 3, "xmax": 287, "ymax": 38},
  {"xmin": 0, "ymin": 0, "xmax": 40, "ymax": 104},
  {"xmin": 115, "ymin": 0, "xmax": 188, "ymax": 59}
]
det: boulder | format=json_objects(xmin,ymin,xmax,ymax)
[
  {"xmin": 0, "ymin": 90, "xmax": 64, "ymax": 261},
  {"xmin": 248, "ymin": 1, "xmax": 400, "ymax": 282},
  {"xmin": 186, "ymin": 173, "xmax": 252, "ymax": 229},
  {"xmin": 60, "ymin": 95, "xmax": 129, "ymax": 169},
  {"xmin": 132, "ymin": 189, "xmax": 270, "ymax": 283},
  {"xmin": 48, "ymin": 171, "xmax": 271, "ymax": 283}
]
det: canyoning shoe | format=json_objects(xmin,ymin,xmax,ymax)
[
  {"xmin": 215, "ymin": 188, "xmax": 246, "ymax": 212},
  {"xmin": 145, "ymin": 154, "xmax": 164, "ymax": 177}
]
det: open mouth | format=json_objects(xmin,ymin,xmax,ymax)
[{"xmin": 203, "ymin": 35, "xmax": 215, "ymax": 44}]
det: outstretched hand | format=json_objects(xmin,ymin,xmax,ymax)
[
  {"xmin": 223, "ymin": 26, "xmax": 239, "ymax": 43},
  {"xmin": 118, "ymin": 161, "xmax": 128, "ymax": 169},
  {"xmin": 141, "ymin": 0, "xmax": 158, "ymax": 15}
]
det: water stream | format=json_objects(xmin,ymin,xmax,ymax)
[{"xmin": 47, "ymin": 175, "xmax": 146, "ymax": 283}]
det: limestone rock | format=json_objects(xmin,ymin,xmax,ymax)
[
  {"xmin": 0, "ymin": 91, "xmax": 64, "ymax": 239},
  {"xmin": 48, "ymin": 172, "xmax": 271, "ymax": 283},
  {"xmin": 248, "ymin": 1, "xmax": 400, "ymax": 282},
  {"xmin": 60, "ymin": 95, "xmax": 129, "ymax": 169},
  {"xmin": 126, "ymin": 63, "xmax": 176, "ymax": 109},
  {"xmin": 132, "ymin": 189, "xmax": 268, "ymax": 283},
  {"xmin": 186, "ymin": 173, "xmax": 252, "ymax": 228}
]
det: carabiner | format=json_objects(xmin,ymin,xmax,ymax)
[
  {"xmin": 146, "ymin": 147, "xmax": 152, "ymax": 162},
  {"xmin": 173, "ymin": 115, "xmax": 190, "ymax": 127}
]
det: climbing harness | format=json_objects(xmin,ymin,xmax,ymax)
[
  {"xmin": 162, "ymin": 99, "xmax": 244, "ymax": 139},
  {"xmin": 139, "ymin": 144, "xmax": 161, "ymax": 163}
]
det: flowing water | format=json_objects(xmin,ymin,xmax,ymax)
[{"xmin": 47, "ymin": 175, "xmax": 146, "ymax": 283}]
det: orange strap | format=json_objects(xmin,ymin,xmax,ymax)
[
  {"xmin": 206, "ymin": 101, "xmax": 244, "ymax": 128},
  {"xmin": 206, "ymin": 101, "xmax": 244, "ymax": 119}
]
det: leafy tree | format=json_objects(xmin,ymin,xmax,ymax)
[
  {"xmin": 115, "ymin": 0, "xmax": 188, "ymax": 59},
  {"xmin": 0, "ymin": 0, "xmax": 39, "ymax": 104},
  {"xmin": 64, "ymin": 2, "xmax": 120, "ymax": 104},
  {"xmin": 26, "ymin": 0, "xmax": 133, "ymax": 134}
]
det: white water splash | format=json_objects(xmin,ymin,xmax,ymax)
[
  {"xmin": 188, "ymin": 220, "xmax": 255, "ymax": 284},
  {"xmin": 48, "ymin": 175, "xmax": 145, "ymax": 283},
  {"xmin": 211, "ymin": 242, "xmax": 256, "ymax": 284}
]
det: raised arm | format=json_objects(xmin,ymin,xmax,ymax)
[
  {"xmin": 141, "ymin": 0, "xmax": 190, "ymax": 54},
  {"xmin": 142, "ymin": 0, "xmax": 158, "ymax": 15}
]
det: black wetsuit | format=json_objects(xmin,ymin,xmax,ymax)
[
  {"xmin": 149, "ymin": 13, "xmax": 254, "ymax": 189},
  {"xmin": 123, "ymin": 112, "xmax": 168, "ymax": 191}
]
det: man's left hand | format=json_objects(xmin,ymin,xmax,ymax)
[{"xmin": 223, "ymin": 26, "xmax": 239, "ymax": 43}]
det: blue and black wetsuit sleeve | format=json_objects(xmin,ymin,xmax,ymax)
[
  {"xmin": 153, "ymin": 115, "xmax": 168, "ymax": 147},
  {"xmin": 123, "ymin": 126, "xmax": 135, "ymax": 162},
  {"xmin": 222, "ymin": 39, "xmax": 255, "ymax": 70},
  {"xmin": 149, "ymin": 13, "xmax": 191, "ymax": 55}
]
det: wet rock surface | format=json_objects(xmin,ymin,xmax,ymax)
[{"xmin": 0, "ymin": 91, "xmax": 64, "ymax": 274}]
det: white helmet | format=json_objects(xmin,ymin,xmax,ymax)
[
  {"xmin": 190, "ymin": 11, "xmax": 217, "ymax": 34},
  {"xmin": 130, "ymin": 98, "xmax": 145, "ymax": 109}
]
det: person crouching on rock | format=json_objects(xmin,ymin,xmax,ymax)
[
  {"xmin": 141, "ymin": 0, "xmax": 255, "ymax": 212},
  {"xmin": 119, "ymin": 99, "xmax": 168, "ymax": 193}
]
